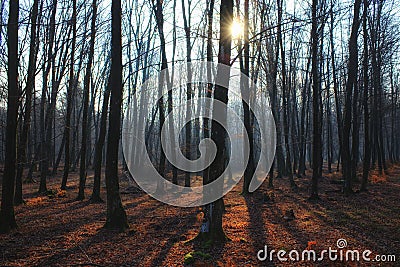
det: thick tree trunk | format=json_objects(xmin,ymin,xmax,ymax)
[
  {"xmin": 343, "ymin": 0, "xmax": 361, "ymax": 195},
  {"xmin": 198, "ymin": 0, "xmax": 233, "ymax": 242},
  {"xmin": 0, "ymin": 0, "xmax": 19, "ymax": 233},
  {"xmin": 104, "ymin": 0, "xmax": 129, "ymax": 231}
]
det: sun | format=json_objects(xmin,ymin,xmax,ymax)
[{"xmin": 231, "ymin": 19, "xmax": 243, "ymax": 39}]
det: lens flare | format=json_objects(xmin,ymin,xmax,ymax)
[{"xmin": 231, "ymin": 20, "xmax": 243, "ymax": 39}]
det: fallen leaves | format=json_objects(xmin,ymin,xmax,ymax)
[{"xmin": 0, "ymin": 165, "xmax": 399, "ymax": 266}]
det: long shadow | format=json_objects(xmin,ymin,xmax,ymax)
[
  {"xmin": 1, "ymin": 210, "xmax": 104, "ymax": 265},
  {"xmin": 268, "ymin": 202, "xmax": 313, "ymax": 246},
  {"xmin": 147, "ymin": 209, "xmax": 199, "ymax": 267},
  {"xmin": 244, "ymin": 193, "xmax": 276, "ymax": 267},
  {"xmin": 278, "ymin": 188, "xmax": 400, "ymax": 265},
  {"xmin": 123, "ymin": 196, "xmax": 154, "ymax": 210},
  {"xmin": 305, "ymin": 195, "xmax": 400, "ymax": 255},
  {"xmin": 15, "ymin": 198, "xmax": 94, "ymax": 224},
  {"xmin": 31, "ymin": 205, "xmax": 199, "ymax": 266},
  {"xmin": 32, "ymin": 227, "xmax": 127, "ymax": 266},
  {"xmin": 265, "ymin": 194, "xmax": 359, "ymax": 267},
  {"xmin": 7, "ymin": 193, "xmax": 163, "ymax": 264},
  {"xmin": 145, "ymin": 203, "xmax": 230, "ymax": 266}
]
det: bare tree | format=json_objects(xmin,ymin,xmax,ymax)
[
  {"xmin": 241, "ymin": 0, "xmax": 256, "ymax": 194},
  {"xmin": 310, "ymin": 0, "xmax": 321, "ymax": 200},
  {"xmin": 90, "ymin": 75, "xmax": 110, "ymax": 203},
  {"xmin": 104, "ymin": 0, "xmax": 129, "ymax": 231},
  {"xmin": 361, "ymin": 0, "xmax": 370, "ymax": 191},
  {"xmin": 0, "ymin": 0, "xmax": 19, "ymax": 233},
  {"xmin": 38, "ymin": 0, "xmax": 58, "ymax": 194},
  {"xmin": 277, "ymin": 0, "xmax": 297, "ymax": 189},
  {"xmin": 198, "ymin": 0, "xmax": 233, "ymax": 242},
  {"xmin": 77, "ymin": 0, "xmax": 98, "ymax": 200},
  {"xmin": 342, "ymin": 0, "xmax": 362, "ymax": 195},
  {"xmin": 181, "ymin": 0, "xmax": 193, "ymax": 188},
  {"xmin": 15, "ymin": 0, "xmax": 40, "ymax": 205},
  {"xmin": 61, "ymin": 0, "xmax": 77, "ymax": 190}
]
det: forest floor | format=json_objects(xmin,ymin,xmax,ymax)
[{"xmin": 0, "ymin": 164, "xmax": 399, "ymax": 267}]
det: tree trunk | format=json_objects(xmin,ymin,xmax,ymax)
[
  {"xmin": 330, "ymin": 0, "xmax": 343, "ymax": 173},
  {"xmin": 298, "ymin": 50, "xmax": 311, "ymax": 176},
  {"xmin": 361, "ymin": 0, "xmax": 370, "ymax": 192},
  {"xmin": 202, "ymin": 0, "xmax": 214, "ymax": 188},
  {"xmin": 277, "ymin": 0, "xmax": 296, "ymax": 189},
  {"xmin": 168, "ymin": 0, "xmax": 178, "ymax": 185},
  {"xmin": 343, "ymin": 0, "xmax": 361, "ymax": 195},
  {"xmin": 62, "ymin": 2, "xmax": 86, "ymax": 189},
  {"xmin": 241, "ymin": 0, "xmax": 256, "ymax": 195},
  {"xmin": 325, "ymin": 58, "xmax": 333, "ymax": 173},
  {"xmin": 310, "ymin": 0, "xmax": 321, "ymax": 200},
  {"xmin": 181, "ymin": 0, "xmax": 193, "ymax": 188},
  {"xmin": 39, "ymin": 0, "xmax": 57, "ymax": 194},
  {"xmin": 15, "ymin": 0, "xmax": 39, "ymax": 205},
  {"xmin": 0, "ymin": 0, "xmax": 19, "ymax": 233},
  {"xmin": 90, "ymin": 79, "xmax": 110, "ymax": 203},
  {"xmin": 104, "ymin": 0, "xmax": 129, "ymax": 231},
  {"xmin": 77, "ymin": 0, "xmax": 97, "ymax": 200},
  {"xmin": 153, "ymin": 0, "xmax": 171, "ymax": 194},
  {"xmin": 52, "ymin": 131, "xmax": 65, "ymax": 175},
  {"xmin": 198, "ymin": 0, "xmax": 233, "ymax": 242}
]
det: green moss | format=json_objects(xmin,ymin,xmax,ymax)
[
  {"xmin": 184, "ymin": 252, "xmax": 195, "ymax": 265},
  {"xmin": 184, "ymin": 251, "xmax": 212, "ymax": 265}
]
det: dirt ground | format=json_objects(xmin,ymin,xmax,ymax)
[{"xmin": 0, "ymin": 164, "xmax": 399, "ymax": 266}]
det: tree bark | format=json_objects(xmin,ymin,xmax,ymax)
[
  {"xmin": 241, "ymin": 0, "xmax": 256, "ymax": 194},
  {"xmin": 90, "ymin": 78, "xmax": 110, "ymax": 203},
  {"xmin": 39, "ymin": 0, "xmax": 58, "ymax": 194},
  {"xmin": 15, "ymin": 0, "xmax": 40, "ymax": 205},
  {"xmin": 181, "ymin": 0, "xmax": 193, "ymax": 188},
  {"xmin": 343, "ymin": 0, "xmax": 361, "ymax": 195},
  {"xmin": 0, "ymin": 0, "xmax": 19, "ymax": 233},
  {"xmin": 330, "ymin": 0, "xmax": 343, "ymax": 172},
  {"xmin": 277, "ymin": 0, "xmax": 297, "ymax": 189},
  {"xmin": 77, "ymin": 0, "xmax": 97, "ymax": 200},
  {"xmin": 153, "ymin": 0, "xmax": 171, "ymax": 194},
  {"xmin": 310, "ymin": 0, "xmax": 321, "ymax": 200},
  {"xmin": 361, "ymin": 0, "xmax": 370, "ymax": 191},
  {"xmin": 104, "ymin": 0, "xmax": 129, "ymax": 231},
  {"xmin": 202, "ymin": 0, "xmax": 214, "ymax": 188},
  {"xmin": 198, "ymin": 0, "xmax": 233, "ymax": 242}
]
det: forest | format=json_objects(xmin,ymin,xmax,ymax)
[{"xmin": 0, "ymin": 0, "xmax": 399, "ymax": 265}]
